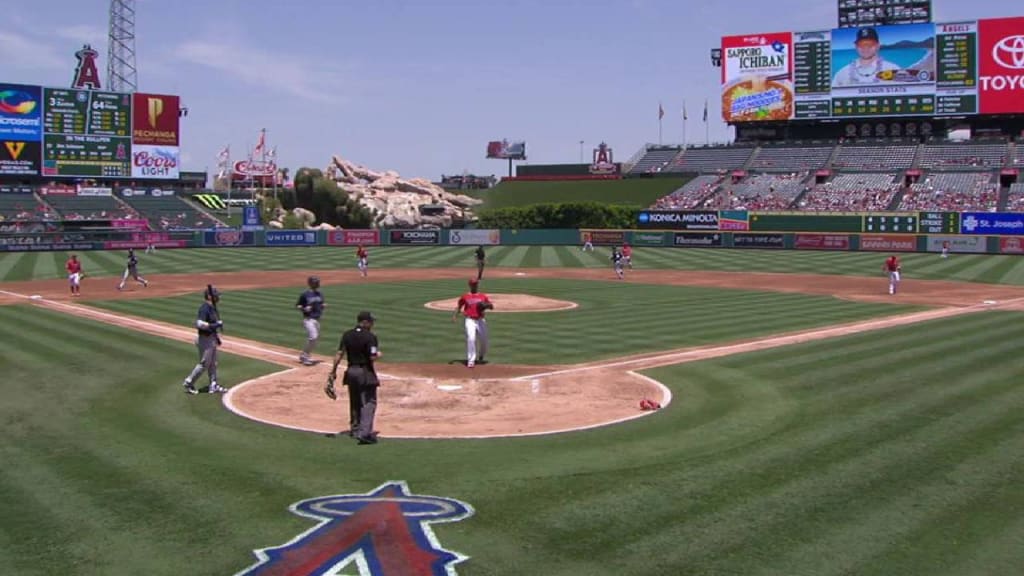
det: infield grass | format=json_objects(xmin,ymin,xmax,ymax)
[
  {"xmin": 1, "ymin": 304, "xmax": 1021, "ymax": 575},
  {"xmin": 5, "ymin": 246, "xmax": 1024, "ymax": 286}
]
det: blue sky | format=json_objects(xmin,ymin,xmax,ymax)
[{"xmin": 0, "ymin": 0, "xmax": 1016, "ymax": 180}]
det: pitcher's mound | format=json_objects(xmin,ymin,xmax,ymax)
[{"xmin": 425, "ymin": 293, "xmax": 577, "ymax": 312}]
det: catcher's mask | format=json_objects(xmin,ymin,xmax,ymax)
[{"xmin": 308, "ymin": 276, "xmax": 321, "ymax": 289}]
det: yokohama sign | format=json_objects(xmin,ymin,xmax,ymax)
[{"xmin": 978, "ymin": 17, "xmax": 1024, "ymax": 115}]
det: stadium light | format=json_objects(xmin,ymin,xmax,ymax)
[{"xmin": 710, "ymin": 48, "xmax": 722, "ymax": 68}]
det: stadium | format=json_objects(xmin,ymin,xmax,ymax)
[{"xmin": 2, "ymin": 1, "xmax": 1024, "ymax": 575}]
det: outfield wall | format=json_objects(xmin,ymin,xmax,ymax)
[{"xmin": 4, "ymin": 210, "xmax": 1024, "ymax": 255}]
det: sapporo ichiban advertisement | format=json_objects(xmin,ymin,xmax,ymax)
[{"xmin": 721, "ymin": 32, "xmax": 794, "ymax": 122}]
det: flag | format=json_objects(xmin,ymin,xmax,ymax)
[
  {"xmin": 683, "ymin": 102, "xmax": 688, "ymax": 121},
  {"xmin": 254, "ymin": 129, "xmax": 266, "ymax": 154},
  {"xmin": 267, "ymin": 146, "xmax": 276, "ymax": 160},
  {"xmin": 702, "ymin": 99, "xmax": 708, "ymax": 122},
  {"xmin": 658, "ymin": 102, "xmax": 664, "ymax": 120},
  {"xmin": 217, "ymin": 146, "xmax": 230, "ymax": 164}
]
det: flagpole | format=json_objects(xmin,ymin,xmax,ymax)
[
  {"xmin": 683, "ymin": 101, "xmax": 687, "ymax": 149},
  {"xmin": 704, "ymin": 99, "xmax": 710, "ymax": 146}
]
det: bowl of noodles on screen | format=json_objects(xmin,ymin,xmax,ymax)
[{"xmin": 721, "ymin": 75, "xmax": 794, "ymax": 122}]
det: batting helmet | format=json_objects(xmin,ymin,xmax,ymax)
[{"xmin": 308, "ymin": 276, "xmax": 321, "ymax": 289}]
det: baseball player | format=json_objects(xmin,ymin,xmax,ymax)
[
  {"xmin": 883, "ymin": 255, "xmax": 901, "ymax": 295},
  {"xmin": 452, "ymin": 278, "xmax": 493, "ymax": 368},
  {"xmin": 941, "ymin": 240, "xmax": 950, "ymax": 259},
  {"xmin": 296, "ymin": 276, "xmax": 326, "ymax": 366},
  {"xmin": 326, "ymin": 310, "xmax": 382, "ymax": 445},
  {"xmin": 182, "ymin": 285, "xmax": 227, "ymax": 394},
  {"xmin": 582, "ymin": 232, "xmax": 594, "ymax": 252},
  {"xmin": 65, "ymin": 254, "xmax": 83, "ymax": 297},
  {"xmin": 610, "ymin": 247, "xmax": 625, "ymax": 280},
  {"xmin": 622, "ymin": 243, "xmax": 633, "ymax": 269},
  {"xmin": 117, "ymin": 248, "xmax": 148, "ymax": 291},
  {"xmin": 356, "ymin": 245, "xmax": 369, "ymax": 277},
  {"xmin": 474, "ymin": 245, "xmax": 486, "ymax": 280}
]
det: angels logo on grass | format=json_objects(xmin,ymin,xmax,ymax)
[{"xmin": 235, "ymin": 481, "xmax": 474, "ymax": 575}]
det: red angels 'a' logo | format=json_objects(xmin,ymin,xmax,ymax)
[{"xmin": 72, "ymin": 45, "xmax": 102, "ymax": 90}]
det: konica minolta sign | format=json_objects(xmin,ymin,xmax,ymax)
[{"xmin": 637, "ymin": 210, "xmax": 720, "ymax": 230}]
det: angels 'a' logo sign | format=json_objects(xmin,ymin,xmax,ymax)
[
  {"xmin": 72, "ymin": 44, "xmax": 102, "ymax": 90},
  {"xmin": 235, "ymin": 481, "xmax": 474, "ymax": 576}
]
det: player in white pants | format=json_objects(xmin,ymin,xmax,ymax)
[
  {"xmin": 883, "ymin": 255, "xmax": 901, "ymax": 295},
  {"xmin": 452, "ymin": 278, "xmax": 493, "ymax": 368}
]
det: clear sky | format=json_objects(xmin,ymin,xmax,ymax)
[{"xmin": 0, "ymin": 0, "xmax": 1017, "ymax": 181}]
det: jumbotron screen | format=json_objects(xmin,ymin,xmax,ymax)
[{"xmin": 720, "ymin": 16, "xmax": 1024, "ymax": 122}]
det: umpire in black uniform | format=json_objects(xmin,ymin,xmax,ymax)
[
  {"xmin": 326, "ymin": 311, "xmax": 381, "ymax": 445},
  {"xmin": 474, "ymin": 245, "xmax": 486, "ymax": 280}
]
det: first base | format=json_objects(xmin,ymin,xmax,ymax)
[{"xmin": 29, "ymin": 295, "xmax": 42, "ymax": 300}]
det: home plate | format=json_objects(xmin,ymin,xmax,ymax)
[
  {"xmin": 437, "ymin": 385, "xmax": 463, "ymax": 392},
  {"xmin": 983, "ymin": 300, "xmax": 998, "ymax": 305}
]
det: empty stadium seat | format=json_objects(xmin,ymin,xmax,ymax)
[
  {"xmin": 919, "ymin": 143, "xmax": 1007, "ymax": 170},
  {"xmin": 118, "ymin": 192, "xmax": 224, "ymax": 230},
  {"xmin": 710, "ymin": 173, "xmax": 809, "ymax": 210},
  {"xmin": 899, "ymin": 172, "xmax": 1000, "ymax": 211},
  {"xmin": 0, "ymin": 194, "xmax": 56, "ymax": 221},
  {"xmin": 665, "ymin": 147, "xmax": 754, "ymax": 173},
  {"xmin": 628, "ymin": 147, "xmax": 683, "ymax": 174},
  {"xmin": 750, "ymin": 146, "xmax": 834, "ymax": 171},
  {"xmin": 797, "ymin": 173, "xmax": 900, "ymax": 211},
  {"xmin": 42, "ymin": 194, "xmax": 136, "ymax": 221},
  {"xmin": 833, "ymin": 145, "xmax": 916, "ymax": 171}
]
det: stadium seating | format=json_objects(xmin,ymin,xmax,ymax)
[
  {"xmin": 918, "ymin": 143, "xmax": 1007, "ymax": 170},
  {"xmin": 1005, "ymin": 182, "xmax": 1024, "ymax": 212},
  {"xmin": 796, "ymin": 173, "xmax": 900, "ymax": 211},
  {"xmin": 0, "ymin": 194, "xmax": 56, "ymax": 221},
  {"xmin": 833, "ymin": 144, "xmax": 916, "ymax": 171},
  {"xmin": 748, "ymin": 146, "xmax": 834, "ymax": 171},
  {"xmin": 1013, "ymin": 145, "xmax": 1024, "ymax": 167},
  {"xmin": 42, "ymin": 194, "xmax": 136, "ymax": 221},
  {"xmin": 704, "ymin": 173, "xmax": 809, "ymax": 210},
  {"xmin": 628, "ymin": 147, "xmax": 682, "ymax": 174},
  {"xmin": 899, "ymin": 172, "xmax": 1000, "ymax": 211},
  {"xmin": 650, "ymin": 175, "xmax": 723, "ymax": 209},
  {"xmin": 119, "ymin": 194, "xmax": 223, "ymax": 230},
  {"xmin": 665, "ymin": 146, "xmax": 754, "ymax": 173}
]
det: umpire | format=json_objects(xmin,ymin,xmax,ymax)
[
  {"xmin": 326, "ymin": 311, "xmax": 381, "ymax": 445},
  {"xmin": 474, "ymin": 245, "xmax": 486, "ymax": 280}
]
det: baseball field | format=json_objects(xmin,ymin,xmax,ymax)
[{"xmin": 2, "ymin": 245, "xmax": 1024, "ymax": 575}]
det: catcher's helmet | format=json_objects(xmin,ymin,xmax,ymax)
[{"xmin": 308, "ymin": 275, "xmax": 321, "ymax": 289}]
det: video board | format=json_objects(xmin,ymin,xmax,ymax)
[
  {"xmin": 721, "ymin": 16, "xmax": 1024, "ymax": 122},
  {"xmin": 0, "ymin": 83, "xmax": 179, "ymax": 179}
]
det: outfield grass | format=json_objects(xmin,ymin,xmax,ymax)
[
  {"xmin": 88, "ymin": 278, "xmax": 919, "ymax": 365},
  {"xmin": 2, "ymin": 303, "xmax": 1021, "ymax": 575},
  {"xmin": 5, "ymin": 246, "xmax": 1024, "ymax": 285},
  {"xmin": 464, "ymin": 178, "xmax": 689, "ymax": 210}
]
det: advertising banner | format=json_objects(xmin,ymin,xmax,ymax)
[
  {"xmin": 389, "ymin": 229, "xmax": 440, "ymax": 245},
  {"xmin": 630, "ymin": 231, "xmax": 667, "ymax": 246},
  {"xmin": 925, "ymin": 235, "xmax": 987, "ymax": 253},
  {"xmin": 265, "ymin": 230, "xmax": 318, "ymax": 246},
  {"xmin": 999, "ymin": 237, "xmax": 1024, "ymax": 254},
  {"xmin": 733, "ymin": 233, "xmax": 785, "ymax": 249},
  {"xmin": 105, "ymin": 239, "xmax": 187, "ymax": 250},
  {"xmin": 110, "ymin": 219, "xmax": 150, "ymax": 229},
  {"xmin": 0, "ymin": 83, "xmax": 43, "ymax": 141},
  {"xmin": 327, "ymin": 229, "xmax": 381, "ymax": 246},
  {"xmin": 0, "ymin": 185, "xmax": 33, "ymax": 194},
  {"xmin": 860, "ymin": 234, "xmax": 917, "ymax": 252},
  {"xmin": 203, "ymin": 229, "xmax": 255, "ymax": 247},
  {"xmin": 719, "ymin": 210, "xmax": 750, "ymax": 230},
  {"xmin": 38, "ymin": 185, "xmax": 76, "ymax": 195},
  {"xmin": 672, "ymin": 232, "xmax": 724, "ymax": 248},
  {"xmin": 131, "ymin": 93, "xmax": 180, "ymax": 146},
  {"xmin": 580, "ymin": 230, "xmax": 626, "ymax": 245},
  {"xmin": 242, "ymin": 206, "xmax": 260, "ymax": 228},
  {"xmin": 449, "ymin": 229, "xmax": 500, "ymax": 245},
  {"xmin": 131, "ymin": 144, "xmax": 179, "ymax": 179},
  {"xmin": 721, "ymin": 32, "xmax": 794, "ymax": 122},
  {"xmin": 77, "ymin": 186, "xmax": 112, "ymax": 196},
  {"xmin": 794, "ymin": 233, "xmax": 851, "ymax": 250},
  {"xmin": 960, "ymin": 212, "xmax": 1024, "ymax": 235},
  {"xmin": 978, "ymin": 17, "xmax": 1024, "ymax": 115},
  {"xmin": 638, "ymin": 210, "xmax": 720, "ymax": 230},
  {"xmin": 0, "ymin": 140, "xmax": 40, "ymax": 176},
  {"xmin": 3, "ymin": 242, "xmax": 96, "ymax": 252}
]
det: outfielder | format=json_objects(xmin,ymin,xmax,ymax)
[
  {"xmin": 65, "ymin": 254, "xmax": 83, "ymax": 297},
  {"xmin": 622, "ymin": 243, "xmax": 633, "ymax": 269},
  {"xmin": 356, "ymin": 245, "xmax": 369, "ymax": 277},
  {"xmin": 474, "ymin": 245, "xmax": 486, "ymax": 280},
  {"xmin": 182, "ymin": 285, "xmax": 227, "ymax": 394},
  {"xmin": 452, "ymin": 278, "xmax": 493, "ymax": 368},
  {"xmin": 883, "ymin": 255, "xmax": 901, "ymax": 295},
  {"xmin": 582, "ymin": 232, "xmax": 594, "ymax": 252},
  {"xmin": 941, "ymin": 240, "xmax": 950, "ymax": 259},
  {"xmin": 296, "ymin": 276, "xmax": 326, "ymax": 366},
  {"xmin": 117, "ymin": 248, "xmax": 148, "ymax": 291},
  {"xmin": 611, "ymin": 247, "xmax": 625, "ymax": 280}
]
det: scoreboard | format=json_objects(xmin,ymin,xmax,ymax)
[{"xmin": 41, "ymin": 88, "xmax": 133, "ymax": 177}]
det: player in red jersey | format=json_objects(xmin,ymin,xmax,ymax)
[
  {"xmin": 882, "ymin": 255, "xmax": 901, "ymax": 295},
  {"xmin": 451, "ymin": 279, "xmax": 493, "ymax": 368},
  {"xmin": 65, "ymin": 254, "xmax": 83, "ymax": 297},
  {"xmin": 622, "ymin": 243, "xmax": 633, "ymax": 269},
  {"xmin": 356, "ymin": 245, "xmax": 369, "ymax": 277}
]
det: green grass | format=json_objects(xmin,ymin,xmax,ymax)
[
  {"xmin": 465, "ymin": 177, "xmax": 689, "ymax": 209},
  {"xmin": 6, "ymin": 246, "xmax": 1024, "ymax": 285},
  {"xmin": 88, "ymin": 278, "xmax": 920, "ymax": 365},
  {"xmin": 2, "ymin": 304, "xmax": 1022, "ymax": 575}
]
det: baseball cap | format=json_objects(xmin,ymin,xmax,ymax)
[
  {"xmin": 856, "ymin": 28, "xmax": 879, "ymax": 43},
  {"xmin": 357, "ymin": 310, "xmax": 376, "ymax": 322},
  {"xmin": 468, "ymin": 278, "xmax": 479, "ymax": 286}
]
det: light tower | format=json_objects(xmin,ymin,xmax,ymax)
[{"xmin": 107, "ymin": 0, "xmax": 138, "ymax": 92}]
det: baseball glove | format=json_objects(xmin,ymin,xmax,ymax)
[
  {"xmin": 477, "ymin": 301, "xmax": 494, "ymax": 313},
  {"xmin": 324, "ymin": 373, "xmax": 337, "ymax": 400}
]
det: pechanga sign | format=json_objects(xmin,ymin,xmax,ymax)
[{"xmin": 638, "ymin": 210, "xmax": 720, "ymax": 230}]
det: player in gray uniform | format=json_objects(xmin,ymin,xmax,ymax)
[
  {"xmin": 117, "ymin": 248, "xmax": 149, "ymax": 291},
  {"xmin": 610, "ymin": 248, "xmax": 625, "ymax": 280},
  {"xmin": 296, "ymin": 276, "xmax": 326, "ymax": 366},
  {"xmin": 182, "ymin": 285, "xmax": 227, "ymax": 394}
]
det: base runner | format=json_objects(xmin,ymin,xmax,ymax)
[
  {"xmin": 66, "ymin": 254, "xmax": 83, "ymax": 297},
  {"xmin": 611, "ymin": 247, "xmax": 625, "ymax": 280},
  {"xmin": 182, "ymin": 285, "xmax": 227, "ymax": 394},
  {"xmin": 296, "ymin": 276, "xmax": 326, "ymax": 366},
  {"xmin": 883, "ymin": 254, "xmax": 901, "ymax": 295},
  {"xmin": 356, "ymin": 245, "xmax": 369, "ymax": 277},
  {"xmin": 452, "ymin": 278, "xmax": 493, "ymax": 368},
  {"xmin": 117, "ymin": 248, "xmax": 149, "ymax": 291}
]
